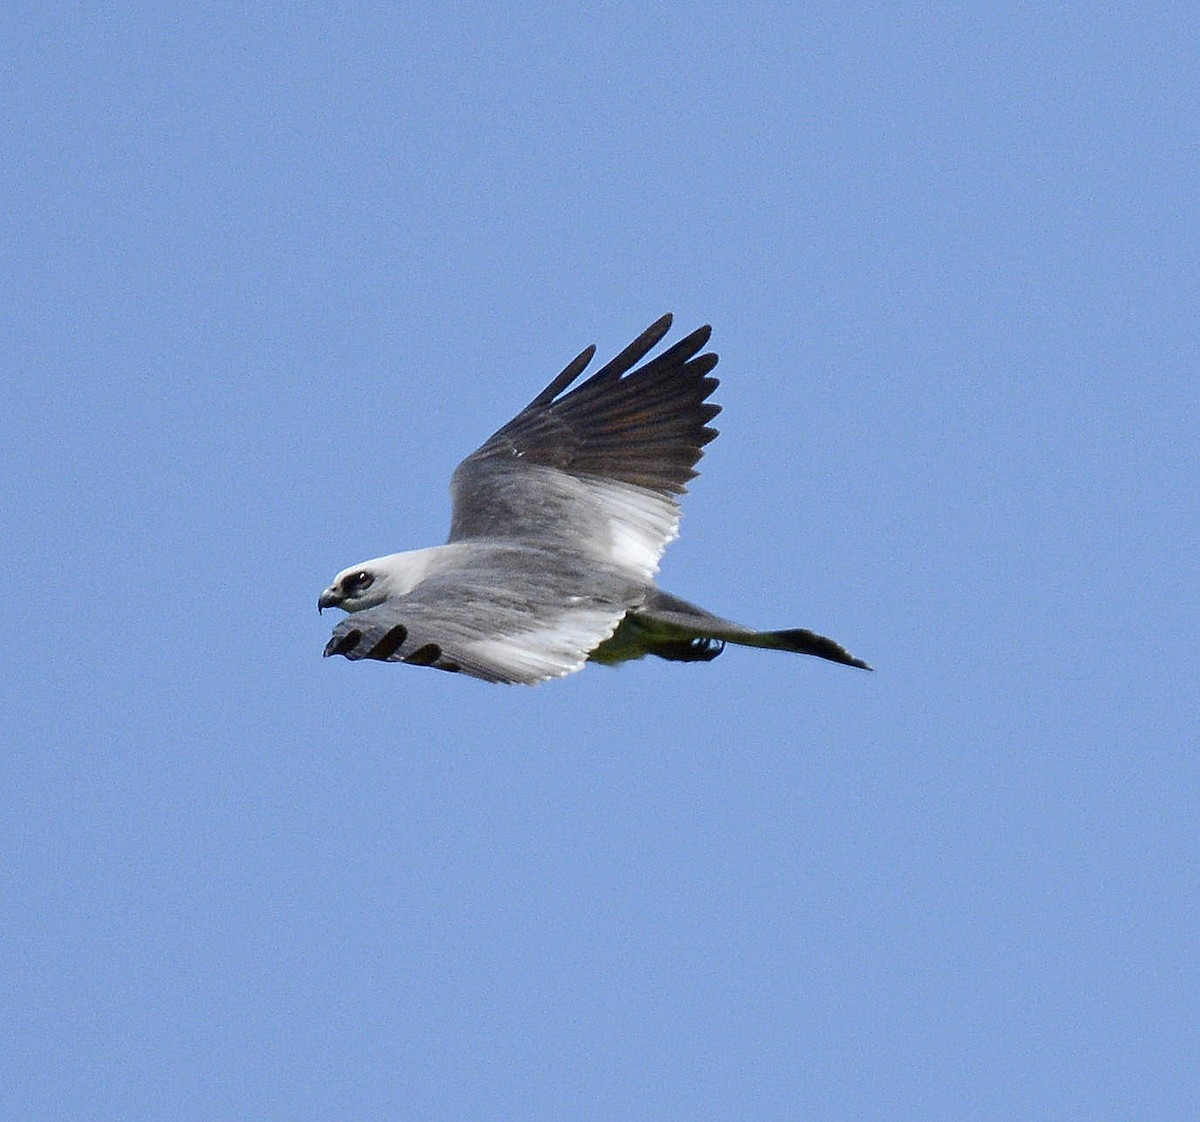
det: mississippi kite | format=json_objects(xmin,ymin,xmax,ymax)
[{"xmin": 319, "ymin": 315, "xmax": 871, "ymax": 684}]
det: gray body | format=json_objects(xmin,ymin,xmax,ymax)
[{"xmin": 319, "ymin": 315, "xmax": 871, "ymax": 684}]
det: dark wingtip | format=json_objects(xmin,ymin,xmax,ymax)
[
  {"xmin": 365, "ymin": 624, "xmax": 409, "ymax": 661},
  {"xmin": 585, "ymin": 314, "xmax": 677, "ymax": 384},
  {"xmin": 521, "ymin": 313, "xmax": 701, "ymax": 412},
  {"xmin": 324, "ymin": 629, "xmax": 362, "ymax": 658},
  {"xmin": 530, "ymin": 343, "xmax": 597, "ymax": 407}
]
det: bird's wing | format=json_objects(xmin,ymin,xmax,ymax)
[
  {"xmin": 447, "ymin": 314, "xmax": 720, "ymax": 583},
  {"xmin": 323, "ymin": 553, "xmax": 640, "ymax": 684}
]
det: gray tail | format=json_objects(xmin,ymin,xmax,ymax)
[{"xmin": 606, "ymin": 590, "xmax": 873, "ymax": 671}]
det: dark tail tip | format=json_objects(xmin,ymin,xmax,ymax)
[{"xmin": 770, "ymin": 628, "xmax": 873, "ymax": 670}]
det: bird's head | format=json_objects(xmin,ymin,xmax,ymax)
[
  {"xmin": 318, "ymin": 550, "xmax": 438, "ymax": 614},
  {"xmin": 318, "ymin": 558, "xmax": 392, "ymax": 614}
]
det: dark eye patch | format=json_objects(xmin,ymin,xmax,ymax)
[{"xmin": 346, "ymin": 570, "xmax": 374, "ymax": 592}]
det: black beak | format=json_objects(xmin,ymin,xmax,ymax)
[{"xmin": 318, "ymin": 590, "xmax": 341, "ymax": 614}]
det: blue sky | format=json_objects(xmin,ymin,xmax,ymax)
[{"xmin": 4, "ymin": 4, "xmax": 1196, "ymax": 1119}]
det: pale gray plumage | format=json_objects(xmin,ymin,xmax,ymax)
[{"xmin": 319, "ymin": 314, "xmax": 871, "ymax": 684}]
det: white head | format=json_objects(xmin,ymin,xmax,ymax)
[{"xmin": 317, "ymin": 549, "xmax": 439, "ymax": 614}]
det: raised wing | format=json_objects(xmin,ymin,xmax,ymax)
[
  {"xmin": 447, "ymin": 315, "xmax": 720, "ymax": 582},
  {"xmin": 323, "ymin": 551, "xmax": 641, "ymax": 684}
]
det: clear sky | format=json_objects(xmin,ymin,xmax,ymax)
[{"xmin": 4, "ymin": 4, "xmax": 1196, "ymax": 1119}]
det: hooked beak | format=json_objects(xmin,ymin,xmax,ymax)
[{"xmin": 318, "ymin": 589, "xmax": 342, "ymax": 614}]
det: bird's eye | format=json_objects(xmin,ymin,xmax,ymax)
[{"xmin": 352, "ymin": 571, "xmax": 374, "ymax": 591}]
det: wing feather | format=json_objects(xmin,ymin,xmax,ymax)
[{"xmin": 448, "ymin": 316, "xmax": 720, "ymax": 580}]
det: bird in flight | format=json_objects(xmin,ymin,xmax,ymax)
[{"xmin": 319, "ymin": 315, "xmax": 871, "ymax": 684}]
